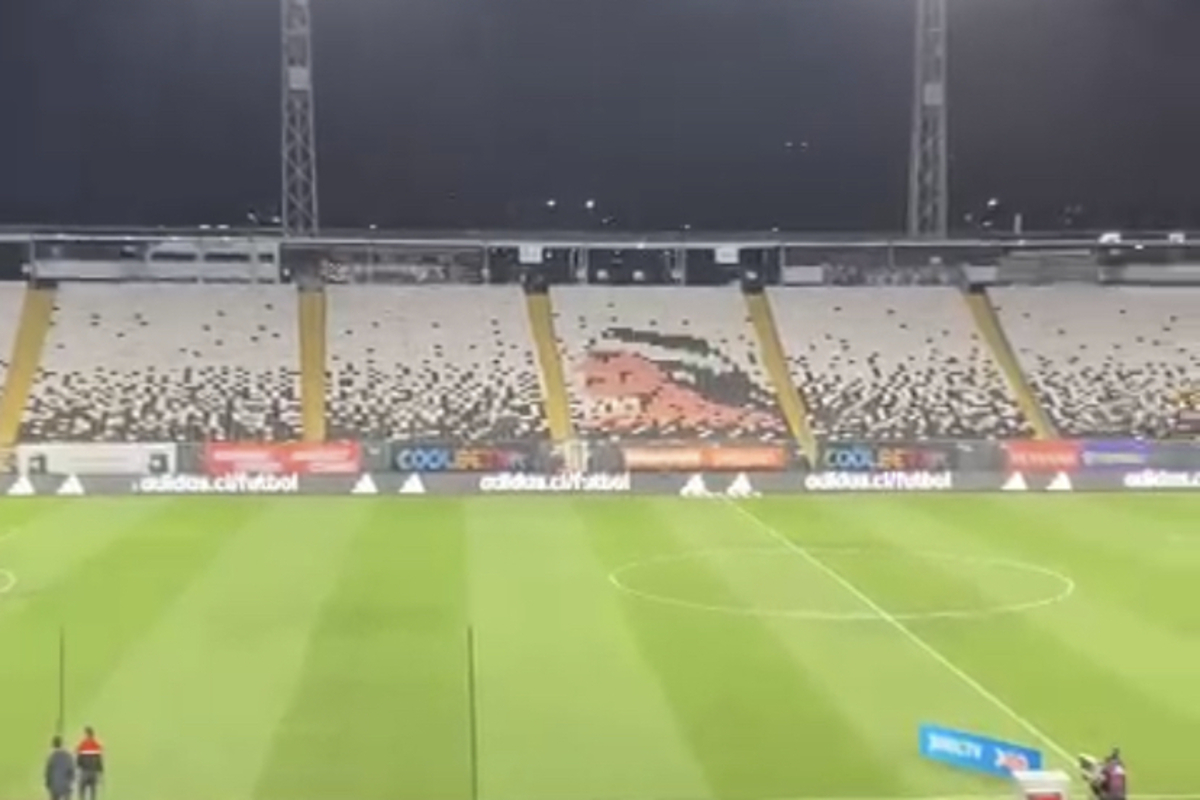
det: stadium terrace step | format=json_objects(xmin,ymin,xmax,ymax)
[
  {"xmin": 299, "ymin": 288, "xmax": 328, "ymax": 443},
  {"xmin": 964, "ymin": 289, "xmax": 1057, "ymax": 440},
  {"xmin": 526, "ymin": 291, "xmax": 575, "ymax": 442},
  {"xmin": 0, "ymin": 285, "xmax": 56, "ymax": 448},
  {"xmin": 745, "ymin": 291, "xmax": 818, "ymax": 464}
]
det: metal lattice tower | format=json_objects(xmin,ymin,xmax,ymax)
[
  {"xmin": 907, "ymin": 0, "xmax": 949, "ymax": 238},
  {"xmin": 282, "ymin": 0, "xmax": 320, "ymax": 237}
]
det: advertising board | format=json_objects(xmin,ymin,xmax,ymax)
[
  {"xmin": 1002, "ymin": 441, "xmax": 1081, "ymax": 473},
  {"xmin": 390, "ymin": 443, "xmax": 534, "ymax": 472},
  {"xmin": 1122, "ymin": 469, "xmax": 1200, "ymax": 490},
  {"xmin": 15, "ymin": 443, "xmax": 176, "ymax": 476},
  {"xmin": 203, "ymin": 442, "xmax": 361, "ymax": 475},
  {"xmin": 918, "ymin": 724, "xmax": 1042, "ymax": 778},
  {"xmin": 477, "ymin": 472, "xmax": 632, "ymax": 493},
  {"xmin": 620, "ymin": 444, "xmax": 788, "ymax": 472},
  {"xmin": 1, "ymin": 468, "xmax": 1200, "ymax": 496},
  {"xmin": 1079, "ymin": 440, "xmax": 1152, "ymax": 469},
  {"xmin": 804, "ymin": 471, "xmax": 954, "ymax": 492},
  {"xmin": 821, "ymin": 443, "xmax": 954, "ymax": 473},
  {"xmin": 136, "ymin": 473, "xmax": 300, "ymax": 495}
]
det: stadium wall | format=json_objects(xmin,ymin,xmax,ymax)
[{"xmin": 5, "ymin": 439, "xmax": 1200, "ymax": 496}]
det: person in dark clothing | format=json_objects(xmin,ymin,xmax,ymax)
[
  {"xmin": 1098, "ymin": 748, "xmax": 1127, "ymax": 800},
  {"xmin": 1081, "ymin": 748, "xmax": 1127, "ymax": 800},
  {"xmin": 45, "ymin": 736, "xmax": 75, "ymax": 800},
  {"xmin": 75, "ymin": 727, "xmax": 104, "ymax": 800}
]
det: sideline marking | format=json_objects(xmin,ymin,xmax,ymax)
[
  {"xmin": 610, "ymin": 546, "xmax": 1075, "ymax": 622},
  {"xmin": 725, "ymin": 499, "xmax": 1077, "ymax": 766},
  {"xmin": 743, "ymin": 795, "xmax": 1200, "ymax": 800},
  {"xmin": 0, "ymin": 527, "xmax": 21, "ymax": 596}
]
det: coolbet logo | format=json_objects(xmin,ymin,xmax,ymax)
[
  {"xmin": 804, "ymin": 471, "xmax": 953, "ymax": 492},
  {"xmin": 478, "ymin": 472, "xmax": 631, "ymax": 493},
  {"xmin": 393, "ymin": 446, "xmax": 529, "ymax": 473},
  {"xmin": 822, "ymin": 444, "xmax": 950, "ymax": 473},
  {"xmin": 135, "ymin": 473, "xmax": 300, "ymax": 495}
]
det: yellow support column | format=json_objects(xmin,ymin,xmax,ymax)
[
  {"xmin": 0, "ymin": 285, "xmax": 56, "ymax": 449},
  {"xmin": 298, "ymin": 288, "xmax": 327, "ymax": 443},
  {"xmin": 525, "ymin": 291, "xmax": 574, "ymax": 442},
  {"xmin": 745, "ymin": 290, "xmax": 818, "ymax": 465},
  {"xmin": 964, "ymin": 289, "xmax": 1057, "ymax": 439}
]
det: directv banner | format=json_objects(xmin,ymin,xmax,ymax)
[
  {"xmin": 15, "ymin": 443, "xmax": 176, "ymax": 476},
  {"xmin": 918, "ymin": 723, "xmax": 1042, "ymax": 777},
  {"xmin": 2, "ymin": 470, "xmax": 1200, "ymax": 497}
]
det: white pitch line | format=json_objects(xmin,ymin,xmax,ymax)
[
  {"xmin": 747, "ymin": 796, "xmax": 1200, "ymax": 800},
  {"xmin": 725, "ymin": 499, "xmax": 1077, "ymax": 767}
]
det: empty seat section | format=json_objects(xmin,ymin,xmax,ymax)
[
  {"xmin": 992, "ymin": 286, "xmax": 1200, "ymax": 437},
  {"xmin": 769, "ymin": 287, "xmax": 1029, "ymax": 440},
  {"xmin": 21, "ymin": 284, "xmax": 301, "ymax": 442},
  {"xmin": 0, "ymin": 283, "xmax": 27, "ymax": 396},
  {"xmin": 325, "ymin": 286, "xmax": 548, "ymax": 441}
]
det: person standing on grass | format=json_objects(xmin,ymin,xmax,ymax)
[
  {"xmin": 75, "ymin": 727, "xmax": 104, "ymax": 800},
  {"xmin": 44, "ymin": 736, "xmax": 75, "ymax": 800}
]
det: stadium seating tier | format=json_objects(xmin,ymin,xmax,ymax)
[
  {"xmin": 991, "ymin": 286, "xmax": 1200, "ymax": 438},
  {"xmin": 768, "ymin": 287, "xmax": 1031, "ymax": 440},
  {"xmin": 21, "ymin": 284, "xmax": 302, "ymax": 442},
  {"xmin": 325, "ymin": 286, "xmax": 548, "ymax": 441}
]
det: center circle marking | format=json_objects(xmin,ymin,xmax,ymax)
[{"xmin": 609, "ymin": 546, "xmax": 1075, "ymax": 622}]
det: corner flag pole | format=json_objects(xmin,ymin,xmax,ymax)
[
  {"xmin": 466, "ymin": 626, "xmax": 480, "ymax": 800},
  {"xmin": 56, "ymin": 626, "xmax": 66, "ymax": 737}
]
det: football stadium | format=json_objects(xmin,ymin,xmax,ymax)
[
  {"xmin": 2, "ymin": 1, "xmax": 1199, "ymax": 800},
  {"xmin": 1, "ymin": 237, "xmax": 1198, "ymax": 800}
]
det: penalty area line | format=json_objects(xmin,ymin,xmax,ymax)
[{"xmin": 724, "ymin": 499, "xmax": 1077, "ymax": 767}]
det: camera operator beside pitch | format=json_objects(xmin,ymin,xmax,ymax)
[{"xmin": 1079, "ymin": 749, "xmax": 1126, "ymax": 800}]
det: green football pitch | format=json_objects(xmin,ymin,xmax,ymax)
[{"xmin": 1, "ymin": 494, "xmax": 1198, "ymax": 800}]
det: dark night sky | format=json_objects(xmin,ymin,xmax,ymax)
[{"xmin": 0, "ymin": 0, "xmax": 1198, "ymax": 232}]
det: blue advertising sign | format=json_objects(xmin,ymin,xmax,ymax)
[
  {"xmin": 1080, "ymin": 440, "xmax": 1152, "ymax": 470},
  {"xmin": 918, "ymin": 724, "xmax": 1043, "ymax": 778},
  {"xmin": 822, "ymin": 443, "xmax": 953, "ymax": 473},
  {"xmin": 391, "ymin": 444, "xmax": 533, "ymax": 473}
]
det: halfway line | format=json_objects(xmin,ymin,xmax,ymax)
[{"xmin": 725, "ymin": 499, "xmax": 1076, "ymax": 767}]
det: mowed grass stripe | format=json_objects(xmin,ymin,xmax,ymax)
[
  {"xmin": 0, "ymin": 497, "xmax": 251, "ymax": 797},
  {"xmin": 975, "ymin": 495, "xmax": 1200, "ymax": 636},
  {"xmin": 785, "ymin": 496, "xmax": 1199, "ymax": 790},
  {"xmin": 706, "ymin": 500, "xmax": 1023, "ymax": 797},
  {"xmin": 584, "ymin": 497, "xmax": 905, "ymax": 800},
  {"xmin": 66, "ymin": 498, "xmax": 363, "ymax": 800},
  {"xmin": 467, "ymin": 497, "xmax": 710, "ymax": 800},
  {"xmin": 255, "ymin": 498, "xmax": 471, "ymax": 800}
]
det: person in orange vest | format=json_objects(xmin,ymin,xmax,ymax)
[{"xmin": 74, "ymin": 727, "xmax": 104, "ymax": 800}]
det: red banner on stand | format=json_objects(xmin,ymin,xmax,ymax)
[
  {"xmin": 203, "ymin": 442, "xmax": 362, "ymax": 475},
  {"xmin": 1002, "ymin": 441, "xmax": 1081, "ymax": 473}
]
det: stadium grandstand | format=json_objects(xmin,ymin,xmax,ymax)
[{"xmin": 0, "ymin": 233, "xmax": 1197, "ymax": 454}]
